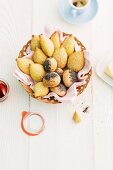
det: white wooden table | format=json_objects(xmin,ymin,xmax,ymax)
[{"xmin": 0, "ymin": 0, "xmax": 113, "ymax": 170}]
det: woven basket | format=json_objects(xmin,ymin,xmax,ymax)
[{"xmin": 18, "ymin": 33, "xmax": 92, "ymax": 104}]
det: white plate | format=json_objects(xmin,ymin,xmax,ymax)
[{"xmin": 96, "ymin": 54, "xmax": 113, "ymax": 88}]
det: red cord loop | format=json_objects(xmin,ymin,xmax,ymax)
[{"xmin": 21, "ymin": 111, "xmax": 45, "ymax": 136}]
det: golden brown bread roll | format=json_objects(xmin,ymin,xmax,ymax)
[
  {"xmin": 33, "ymin": 82, "xmax": 49, "ymax": 97},
  {"xmin": 16, "ymin": 58, "xmax": 34, "ymax": 75},
  {"xmin": 50, "ymin": 83, "xmax": 67, "ymax": 97},
  {"xmin": 50, "ymin": 32, "xmax": 61, "ymax": 49},
  {"xmin": 40, "ymin": 34, "xmax": 54, "ymax": 57},
  {"xmin": 31, "ymin": 35, "xmax": 40, "ymax": 51},
  {"xmin": 33, "ymin": 48, "xmax": 47, "ymax": 64},
  {"xmin": 53, "ymin": 46, "xmax": 67, "ymax": 68},
  {"xmin": 63, "ymin": 69, "xmax": 78, "ymax": 87},
  {"xmin": 62, "ymin": 35, "xmax": 75, "ymax": 55},
  {"xmin": 43, "ymin": 58, "xmax": 57, "ymax": 72},
  {"xmin": 43, "ymin": 72, "xmax": 61, "ymax": 87},
  {"xmin": 67, "ymin": 51, "xmax": 85, "ymax": 72},
  {"xmin": 30, "ymin": 63, "xmax": 45, "ymax": 82}
]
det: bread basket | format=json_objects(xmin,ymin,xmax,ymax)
[{"xmin": 18, "ymin": 33, "xmax": 92, "ymax": 104}]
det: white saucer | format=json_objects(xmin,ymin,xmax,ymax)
[{"xmin": 96, "ymin": 54, "xmax": 113, "ymax": 88}]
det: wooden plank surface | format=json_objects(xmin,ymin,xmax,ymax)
[
  {"xmin": 0, "ymin": 0, "xmax": 113, "ymax": 170},
  {"xmin": 0, "ymin": 0, "xmax": 32, "ymax": 170},
  {"xmin": 29, "ymin": 0, "xmax": 93, "ymax": 170},
  {"xmin": 91, "ymin": 1, "xmax": 113, "ymax": 170}
]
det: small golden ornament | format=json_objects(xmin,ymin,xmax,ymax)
[{"xmin": 73, "ymin": 111, "xmax": 81, "ymax": 123}]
